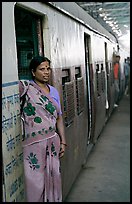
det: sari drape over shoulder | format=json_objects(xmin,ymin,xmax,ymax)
[{"xmin": 19, "ymin": 80, "xmax": 61, "ymax": 146}]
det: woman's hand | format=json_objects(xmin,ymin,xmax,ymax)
[
  {"xmin": 57, "ymin": 115, "xmax": 67, "ymax": 158},
  {"xmin": 59, "ymin": 143, "xmax": 67, "ymax": 158}
]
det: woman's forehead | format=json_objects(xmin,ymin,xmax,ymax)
[{"xmin": 39, "ymin": 61, "xmax": 50, "ymax": 68}]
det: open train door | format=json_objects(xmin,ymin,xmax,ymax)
[{"xmin": 84, "ymin": 34, "xmax": 95, "ymax": 147}]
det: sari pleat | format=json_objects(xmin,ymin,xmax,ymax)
[{"xmin": 23, "ymin": 133, "xmax": 62, "ymax": 202}]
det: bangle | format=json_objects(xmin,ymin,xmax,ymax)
[{"xmin": 60, "ymin": 142, "xmax": 67, "ymax": 146}]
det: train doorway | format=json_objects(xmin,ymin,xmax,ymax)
[
  {"xmin": 104, "ymin": 42, "xmax": 109, "ymax": 118},
  {"xmin": 14, "ymin": 5, "xmax": 44, "ymax": 80},
  {"xmin": 84, "ymin": 34, "xmax": 94, "ymax": 144}
]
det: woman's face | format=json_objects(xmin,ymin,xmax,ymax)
[{"xmin": 32, "ymin": 61, "xmax": 51, "ymax": 83}]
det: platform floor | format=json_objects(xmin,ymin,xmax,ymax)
[{"xmin": 64, "ymin": 95, "xmax": 130, "ymax": 202}]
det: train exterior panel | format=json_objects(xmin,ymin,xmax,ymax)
[{"xmin": 2, "ymin": 2, "xmax": 129, "ymax": 201}]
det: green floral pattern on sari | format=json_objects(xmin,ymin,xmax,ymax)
[
  {"xmin": 45, "ymin": 102, "xmax": 56, "ymax": 115},
  {"xmin": 46, "ymin": 143, "xmax": 57, "ymax": 157},
  {"xmin": 34, "ymin": 116, "xmax": 42, "ymax": 123},
  {"xmin": 24, "ymin": 103, "xmax": 36, "ymax": 116},
  {"xmin": 27, "ymin": 152, "xmax": 40, "ymax": 170},
  {"xmin": 51, "ymin": 143, "xmax": 57, "ymax": 156},
  {"xmin": 40, "ymin": 95, "xmax": 47, "ymax": 102},
  {"xmin": 38, "ymin": 95, "xmax": 56, "ymax": 115}
]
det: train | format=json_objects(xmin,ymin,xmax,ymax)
[{"xmin": 2, "ymin": 2, "xmax": 129, "ymax": 202}]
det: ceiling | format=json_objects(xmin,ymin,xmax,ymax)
[{"xmin": 76, "ymin": 2, "xmax": 130, "ymax": 52}]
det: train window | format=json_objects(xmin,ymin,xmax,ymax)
[
  {"xmin": 62, "ymin": 69, "xmax": 75, "ymax": 127},
  {"xmin": 14, "ymin": 6, "xmax": 44, "ymax": 80},
  {"xmin": 75, "ymin": 67, "xmax": 84, "ymax": 115}
]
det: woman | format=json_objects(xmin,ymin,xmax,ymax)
[{"xmin": 19, "ymin": 56, "xmax": 66, "ymax": 202}]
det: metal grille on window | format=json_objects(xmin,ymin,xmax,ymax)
[
  {"xmin": 65, "ymin": 81, "xmax": 75, "ymax": 125},
  {"xmin": 77, "ymin": 77, "xmax": 84, "ymax": 114},
  {"xmin": 62, "ymin": 70, "xmax": 75, "ymax": 127},
  {"xmin": 75, "ymin": 67, "xmax": 84, "ymax": 115}
]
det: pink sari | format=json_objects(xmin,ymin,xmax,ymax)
[{"xmin": 19, "ymin": 80, "xmax": 62, "ymax": 202}]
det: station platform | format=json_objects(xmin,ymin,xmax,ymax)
[{"xmin": 64, "ymin": 94, "xmax": 130, "ymax": 202}]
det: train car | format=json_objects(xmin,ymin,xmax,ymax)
[{"xmin": 2, "ymin": 2, "xmax": 129, "ymax": 202}]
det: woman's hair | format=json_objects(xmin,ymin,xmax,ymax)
[{"xmin": 29, "ymin": 56, "xmax": 51, "ymax": 73}]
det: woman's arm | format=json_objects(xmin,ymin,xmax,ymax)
[
  {"xmin": 19, "ymin": 81, "xmax": 24, "ymax": 97},
  {"xmin": 56, "ymin": 114, "xmax": 67, "ymax": 158}
]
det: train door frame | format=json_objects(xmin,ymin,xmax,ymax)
[
  {"xmin": 104, "ymin": 42, "xmax": 109, "ymax": 119},
  {"xmin": 84, "ymin": 33, "xmax": 95, "ymax": 144}
]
